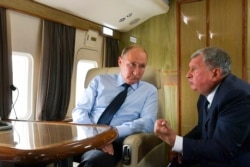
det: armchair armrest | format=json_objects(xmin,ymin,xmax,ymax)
[{"xmin": 116, "ymin": 133, "xmax": 170, "ymax": 167}]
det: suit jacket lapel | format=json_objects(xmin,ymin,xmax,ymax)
[{"xmin": 203, "ymin": 82, "xmax": 224, "ymax": 138}]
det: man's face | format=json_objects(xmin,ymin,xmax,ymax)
[
  {"xmin": 118, "ymin": 47, "xmax": 147, "ymax": 85},
  {"xmin": 186, "ymin": 55, "xmax": 216, "ymax": 96}
]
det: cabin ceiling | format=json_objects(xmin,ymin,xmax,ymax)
[{"xmin": 33, "ymin": 0, "xmax": 169, "ymax": 32}]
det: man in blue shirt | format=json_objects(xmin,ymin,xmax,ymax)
[{"xmin": 72, "ymin": 44, "xmax": 158, "ymax": 167}]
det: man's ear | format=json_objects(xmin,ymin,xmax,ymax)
[
  {"xmin": 212, "ymin": 68, "xmax": 223, "ymax": 80},
  {"xmin": 118, "ymin": 56, "xmax": 122, "ymax": 66}
]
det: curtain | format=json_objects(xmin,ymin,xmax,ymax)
[
  {"xmin": 104, "ymin": 37, "xmax": 119, "ymax": 67},
  {"xmin": 36, "ymin": 20, "xmax": 75, "ymax": 121},
  {"xmin": 0, "ymin": 7, "xmax": 12, "ymax": 120}
]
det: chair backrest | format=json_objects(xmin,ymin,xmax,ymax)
[{"xmin": 84, "ymin": 66, "xmax": 165, "ymax": 118}]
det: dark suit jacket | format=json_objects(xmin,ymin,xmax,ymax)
[{"xmin": 182, "ymin": 74, "xmax": 250, "ymax": 167}]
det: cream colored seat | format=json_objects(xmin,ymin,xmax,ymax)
[{"xmin": 75, "ymin": 66, "xmax": 170, "ymax": 167}]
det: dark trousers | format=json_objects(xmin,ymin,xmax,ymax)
[{"xmin": 78, "ymin": 141, "xmax": 122, "ymax": 167}]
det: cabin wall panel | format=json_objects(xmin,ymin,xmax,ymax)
[
  {"xmin": 67, "ymin": 29, "xmax": 103, "ymax": 118},
  {"xmin": 179, "ymin": 0, "xmax": 206, "ymax": 135},
  {"xmin": 209, "ymin": 0, "xmax": 243, "ymax": 78},
  {"xmin": 7, "ymin": 10, "xmax": 42, "ymax": 120}
]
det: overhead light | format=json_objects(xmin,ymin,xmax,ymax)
[{"xmin": 103, "ymin": 27, "xmax": 113, "ymax": 36}]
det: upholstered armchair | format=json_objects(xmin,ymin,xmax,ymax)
[{"xmin": 74, "ymin": 66, "xmax": 170, "ymax": 167}]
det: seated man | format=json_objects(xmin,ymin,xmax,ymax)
[
  {"xmin": 154, "ymin": 47, "xmax": 250, "ymax": 167},
  {"xmin": 72, "ymin": 44, "xmax": 158, "ymax": 167}
]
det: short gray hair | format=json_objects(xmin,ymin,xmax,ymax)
[
  {"xmin": 121, "ymin": 44, "xmax": 148, "ymax": 58},
  {"xmin": 191, "ymin": 47, "xmax": 232, "ymax": 76}
]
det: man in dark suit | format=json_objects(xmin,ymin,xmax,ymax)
[{"xmin": 154, "ymin": 47, "xmax": 250, "ymax": 167}]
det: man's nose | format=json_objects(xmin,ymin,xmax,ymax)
[
  {"xmin": 132, "ymin": 67, "xmax": 140, "ymax": 76},
  {"xmin": 186, "ymin": 70, "xmax": 191, "ymax": 78}
]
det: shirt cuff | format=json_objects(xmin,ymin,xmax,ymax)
[{"xmin": 172, "ymin": 135, "xmax": 183, "ymax": 153}]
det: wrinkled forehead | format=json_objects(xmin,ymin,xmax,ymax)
[
  {"xmin": 189, "ymin": 55, "xmax": 206, "ymax": 67},
  {"xmin": 122, "ymin": 52, "xmax": 147, "ymax": 64}
]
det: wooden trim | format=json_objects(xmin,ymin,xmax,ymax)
[
  {"xmin": 176, "ymin": 0, "xmax": 182, "ymax": 135},
  {"xmin": 206, "ymin": 0, "xmax": 210, "ymax": 46},
  {"xmin": 0, "ymin": 0, "xmax": 121, "ymax": 39},
  {"xmin": 177, "ymin": 0, "xmax": 203, "ymax": 3},
  {"xmin": 242, "ymin": 0, "xmax": 248, "ymax": 81}
]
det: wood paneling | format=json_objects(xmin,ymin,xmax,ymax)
[
  {"xmin": 209, "ymin": 0, "xmax": 244, "ymax": 78},
  {"xmin": 178, "ymin": 0, "xmax": 207, "ymax": 135}
]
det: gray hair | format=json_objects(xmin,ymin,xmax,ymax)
[
  {"xmin": 191, "ymin": 47, "xmax": 232, "ymax": 76},
  {"xmin": 121, "ymin": 44, "xmax": 148, "ymax": 58}
]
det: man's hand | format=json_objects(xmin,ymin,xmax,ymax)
[
  {"xmin": 154, "ymin": 119, "xmax": 176, "ymax": 147},
  {"xmin": 100, "ymin": 143, "xmax": 114, "ymax": 155}
]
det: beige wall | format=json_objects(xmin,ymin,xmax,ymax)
[{"xmin": 7, "ymin": 10, "xmax": 42, "ymax": 120}]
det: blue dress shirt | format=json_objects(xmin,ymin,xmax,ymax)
[{"xmin": 72, "ymin": 73, "xmax": 158, "ymax": 138}]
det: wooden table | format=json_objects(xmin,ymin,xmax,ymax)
[{"xmin": 0, "ymin": 120, "xmax": 118, "ymax": 165}]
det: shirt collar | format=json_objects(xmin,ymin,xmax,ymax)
[
  {"xmin": 207, "ymin": 84, "xmax": 220, "ymax": 105},
  {"xmin": 117, "ymin": 74, "xmax": 124, "ymax": 86},
  {"xmin": 117, "ymin": 73, "xmax": 139, "ymax": 90}
]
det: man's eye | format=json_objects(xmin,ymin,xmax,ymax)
[
  {"xmin": 131, "ymin": 63, "xmax": 137, "ymax": 67},
  {"xmin": 140, "ymin": 65, "xmax": 146, "ymax": 69},
  {"xmin": 128, "ymin": 63, "xmax": 136, "ymax": 67}
]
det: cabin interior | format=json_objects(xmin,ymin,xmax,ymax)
[{"xmin": 0, "ymin": 0, "xmax": 249, "ymax": 166}]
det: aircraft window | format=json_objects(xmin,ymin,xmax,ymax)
[
  {"xmin": 75, "ymin": 60, "xmax": 98, "ymax": 105},
  {"xmin": 10, "ymin": 52, "xmax": 33, "ymax": 120}
]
